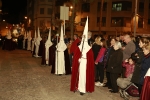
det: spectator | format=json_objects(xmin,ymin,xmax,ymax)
[
  {"xmin": 122, "ymin": 34, "xmax": 136, "ymax": 77},
  {"xmin": 95, "ymin": 39, "xmax": 107, "ymax": 86},
  {"xmin": 107, "ymin": 41, "xmax": 123, "ymax": 93},
  {"xmin": 117, "ymin": 58, "xmax": 135, "ymax": 89},
  {"xmin": 92, "ymin": 36, "xmax": 101, "ymax": 82},
  {"xmin": 139, "ymin": 43, "xmax": 150, "ymax": 96},
  {"xmin": 104, "ymin": 37, "xmax": 116, "ymax": 89},
  {"xmin": 131, "ymin": 37, "xmax": 149, "ymax": 94},
  {"xmin": 88, "ymin": 31, "xmax": 94, "ymax": 46}
]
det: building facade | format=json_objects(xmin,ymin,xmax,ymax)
[
  {"xmin": 27, "ymin": 0, "xmax": 150, "ymax": 36},
  {"xmin": 27, "ymin": 0, "xmax": 54, "ymax": 31},
  {"xmin": 74, "ymin": 0, "xmax": 150, "ymax": 36}
]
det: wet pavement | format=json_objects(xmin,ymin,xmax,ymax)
[{"xmin": 0, "ymin": 48, "xmax": 139, "ymax": 100}]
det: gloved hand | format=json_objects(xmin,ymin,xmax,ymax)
[{"xmin": 78, "ymin": 58, "xmax": 81, "ymax": 63}]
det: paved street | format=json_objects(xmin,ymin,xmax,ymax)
[{"xmin": 0, "ymin": 48, "xmax": 139, "ymax": 100}]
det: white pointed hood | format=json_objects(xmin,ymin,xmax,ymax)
[
  {"xmin": 6, "ymin": 29, "xmax": 12, "ymax": 39},
  {"xmin": 145, "ymin": 68, "xmax": 150, "ymax": 77},
  {"xmin": 28, "ymin": 31, "xmax": 32, "ymax": 40},
  {"xmin": 45, "ymin": 28, "xmax": 53, "ymax": 47},
  {"xmin": 56, "ymin": 25, "xmax": 67, "ymax": 51},
  {"xmin": 59, "ymin": 25, "xmax": 64, "ymax": 43},
  {"xmin": 24, "ymin": 31, "xmax": 27, "ymax": 39},
  {"xmin": 78, "ymin": 16, "xmax": 91, "ymax": 52},
  {"xmin": 37, "ymin": 27, "xmax": 42, "ymax": 41},
  {"xmin": 34, "ymin": 30, "xmax": 37, "ymax": 39}
]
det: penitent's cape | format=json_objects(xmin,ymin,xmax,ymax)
[{"xmin": 70, "ymin": 47, "xmax": 95, "ymax": 92}]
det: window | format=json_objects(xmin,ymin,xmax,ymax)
[
  {"xmin": 82, "ymin": 3, "xmax": 90, "ymax": 12},
  {"xmin": 97, "ymin": 17, "xmax": 106, "ymax": 27},
  {"xmin": 139, "ymin": 2, "xmax": 144, "ymax": 12},
  {"xmin": 40, "ymin": 8, "xmax": 44, "ymax": 14},
  {"xmin": 112, "ymin": 1, "xmax": 132, "ymax": 11},
  {"xmin": 111, "ymin": 17, "xmax": 123, "ymax": 27},
  {"xmin": 48, "ymin": 8, "xmax": 52, "ymax": 15},
  {"xmin": 138, "ymin": 17, "xmax": 143, "ymax": 28},
  {"xmin": 112, "ymin": 3, "xmax": 122, "ymax": 11}
]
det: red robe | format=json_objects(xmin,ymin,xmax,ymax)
[
  {"xmin": 70, "ymin": 38, "xmax": 80, "ymax": 54},
  {"xmin": 70, "ymin": 47, "xmax": 95, "ymax": 92},
  {"xmin": 140, "ymin": 76, "xmax": 150, "ymax": 100}
]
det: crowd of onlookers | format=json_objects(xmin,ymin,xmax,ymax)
[{"xmin": 69, "ymin": 32, "xmax": 150, "ymax": 99}]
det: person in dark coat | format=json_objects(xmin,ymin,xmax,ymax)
[
  {"xmin": 103, "ymin": 37, "xmax": 116, "ymax": 89},
  {"xmin": 95, "ymin": 39, "xmax": 107, "ymax": 86},
  {"xmin": 107, "ymin": 41, "xmax": 123, "ymax": 93},
  {"xmin": 139, "ymin": 44, "xmax": 150, "ymax": 96},
  {"xmin": 131, "ymin": 37, "xmax": 149, "ymax": 94},
  {"xmin": 92, "ymin": 36, "xmax": 101, "ymax": 82}
]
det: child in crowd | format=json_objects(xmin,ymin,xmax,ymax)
[
  {"xmin": 123, "ymin": 58, "xmax": 135, "ymax": 78},
  {"xmin": 117, "ymin": 58, "xmax": 135, "ymax": 99},
  {"xmin": 117, "ymin": 58, "xmax": 135, "ymax": 89}
]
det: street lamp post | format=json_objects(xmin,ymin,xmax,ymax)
[
  {"xmin": 24, "ymin": 16, "xmax": 28, "ymax": 31},
  {"xmin": 99, "ymin": 0, "xmax": 104, "ymax": 34},
  {"xmin": 134, "ymin": 0, "xmax": 138, "ymax": 37},
  {"xmin": 70, "ymin": 2, "xmax": 75, "ymax": 39}
]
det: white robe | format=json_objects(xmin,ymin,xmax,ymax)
[
  {"xmin": 34, "ymin": 39, "xmax": 41, "ymax": 57},
  {"xmin": 78, "ymin": 43, "xmax": 91, "ymax": 93},
  {"xmin": 45, "ymin": 42, "xmax": 52, "ymax": 64},
  {"xmin": 27, "ymin": 38, "xmax": 32, "ymax": 50},
  {"xmin": 55, "ymin": 43, "xmax": 67, "ymax": 74}
]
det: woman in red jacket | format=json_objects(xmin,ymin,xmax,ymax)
[{"xmin": 95, "ymin": 39, "xmax": 107, "ymax": 86}]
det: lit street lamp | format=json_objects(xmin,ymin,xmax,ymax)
[{"xmin": 25, "ymin": 16, "xmax": 28, "ymax": 19}]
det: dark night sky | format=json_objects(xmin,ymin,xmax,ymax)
[{"xmin": 1, "ymin": 0, "xmax": 27, "ymax": 24}]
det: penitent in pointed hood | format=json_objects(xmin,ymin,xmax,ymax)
[
  {"xmin": 78, "ymin": 16, "xmax": 90, "ymax": 52},
  {"xmin": 24, "ymin": 31, "xmax": 27, "ymax": 39},
  {"xmin": 28, "ymin": 31, "xmax": 32, "ymax": 40},
  {"xmin": 6, "ymin": 29, "xmax": 12, "ymax": 39},
  {"xmin": 45, "ymin": 28, "xmax": 53, "ymax": 47},
  {"xmin": 37, "ymin": 27, "xmax": 42, "ymax": 41},
  {"xmin": 56, "ymin": 25, "xmax": 67, "ymax": 51},
  {"xmin": 34, "ymin": 29, "xmax": 37, "ymax": 39},
  {"xmin": 59, "ymin": 25, "xmax": 64, "ymax": 43}
]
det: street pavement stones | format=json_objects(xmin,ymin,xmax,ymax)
[{"xmin": 0, "ymin": 48, "xmax": 139, "ymax": 100}]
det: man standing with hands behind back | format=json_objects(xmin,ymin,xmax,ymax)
[{"xmin": 122, "ymin": 34, "xmax": 136, "ymax": 77}]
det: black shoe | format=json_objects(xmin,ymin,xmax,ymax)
[
  {"xmin": 109, "ymin": 90, "xmax": 118, "ymax": 93},
  {"xmin": 111, "ymin": 91, "xmax": 118, "ymax": 93},
  {"xmin": 80, "ymin": 92, "xmax": 85, "ymax": 95},
  {"xmin": 103, "ymin": 85, "xmax": 108, "ymax": 87},
  {"xmin": 108, "ymin": 86, "xmax": 112, "ymax": 89}
]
